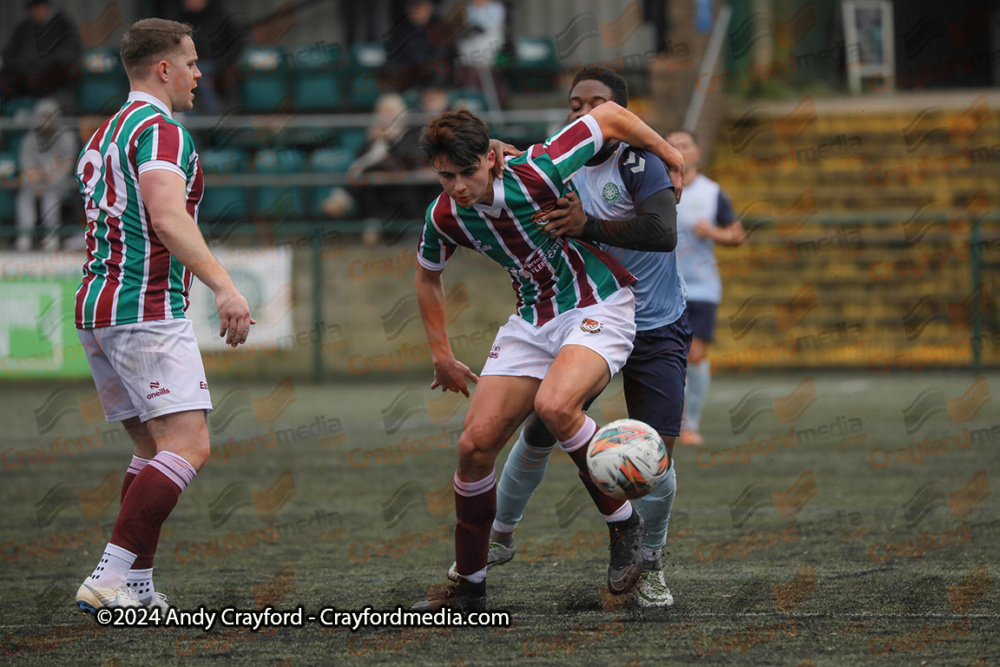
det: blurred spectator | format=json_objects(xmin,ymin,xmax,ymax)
[
  {"xmin": 324, "ymin": 92, "xmax": 432, "ymax": 244},
  {"xmin": 15, "ymin": 98, "xmax": 77, "ymax": 251},
  {"xmin": 455, "ymin": 0, "xmax": 505, "ymax": 89},
  {"xmin": 168, "ymin": 0, "xmax": 247, "ymax": 113},
  {"xmin": 1, "ymin": 0, "xmax": 83, "ymax": 107},
  {"xmin": 384, "ymin": 0, "xmax": 452, "ymax": 89}
]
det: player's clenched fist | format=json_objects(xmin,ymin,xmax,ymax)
[{"xmin": 215, "ymin": 286, "xmax": 256, "ymax": 347}]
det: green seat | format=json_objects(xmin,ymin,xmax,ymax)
[
  {"xmin": 294, "ymin": 45, "xmax": 346, "ymax": 111},
  {"xmin": 448, "ymin": 89, "xmax": 490, "ymax": 113},
  {"xmin": 0, "ymin": 153, "xmax": 15, "ymax": 224},
  {"xmin": 198, "ymin": 149, "xmax": 250, "ymax": 226},
  {"xmin": 334, "ymin": 128, "xmax": 367, "ymax": 156},
  {"xmin": 253, "ymin": 148, "xmax": 305, "ymax": 222},
  {"xmin": 78, "ymin": 50, "xmax": 127, "ymax": 113},
  {"xmin": 348, "ymin": 43, "xmax": 386, "ymax": 110},
  {"xmin": 504, "ymin": 37, "xmax": 560, "ymax": 93},
  {"xmin": 1, "ymin": 98, "xmax": 38, "ymax": 117},
  {"xmin": 309, "ymin": 146, "xmax": 354, "ymax": 217},
  {"xmin": 238, "ymin": 47, "xmax": 291, "ymax": 112}
]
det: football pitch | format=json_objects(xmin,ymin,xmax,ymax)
[{"xmin": 1, "ymin": 371, "xmax": 997, "ymax": 665}]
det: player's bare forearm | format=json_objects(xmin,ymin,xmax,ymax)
[
  {"xmin": 415, "ymin": 264, "xmax": 453, "ymax": 361},
  {"xmin": 589, "ymin": 102, "xmax": 684, "ymax": 201},
  {"xmin": 138, "ymin": 170, "xmax": 234, "ymax": 294},
  {"xmin": 416, "ymin": 265, "xmax": 478, "ymax": 395},
  {"xmin": 717, "ymin": 220, "xmax": 746, "ymax": 246}
]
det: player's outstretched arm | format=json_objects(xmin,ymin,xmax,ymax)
[
  {"xmin": 541, "ymin": 189, "xmax": 678, "ymax": 252},
  {"xmin": 139, "ymin": 170, "xmax": 255, "ymax": 347},
  {"xmin": 589, "ymin": 102, "xmax": 685, "ymax": 202},
  {"xmin": 416, "ymin": 264, "xmax": 479, "ymax": 396}
]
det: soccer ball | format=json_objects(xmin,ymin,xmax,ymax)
[{"xmin": 586, "ymin": 419, "xmax": 669, "ymax": 500}]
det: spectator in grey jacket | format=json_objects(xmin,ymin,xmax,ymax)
[{"xmin": 15, "ymin": 99, "xmax": 77, "ymax": 251}]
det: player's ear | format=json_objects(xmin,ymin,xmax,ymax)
[{"xmin": 486, "ymin": 149, "xmax": 496, "ymax": 170}]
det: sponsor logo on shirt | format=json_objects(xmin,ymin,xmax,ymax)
[{"xmin": 488, "ymin": 345, "xmax": 501, "ymax": 359}]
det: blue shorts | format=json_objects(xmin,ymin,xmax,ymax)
[
  {"xmin": 685, "ymin": 300, "xmax": 718, "ymax": 343},
  {"xmin": 620, "ymin": 311, "xmax": 693, "ymax": 438}
]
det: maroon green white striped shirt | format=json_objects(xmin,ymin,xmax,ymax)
[
  {"xmin": 75, "ymin": 92, "xmax": 204, "ymax": 328},
  {"xmin": 418, "ymin": 114, "xmax": 634, "ymax": 326}
]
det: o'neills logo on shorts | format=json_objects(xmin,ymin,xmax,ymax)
[
  {"xmin": 147, "ymin": 387, "xmax": 171, "ymax": 400},
  {"xmin": 581, "ymin": 318, "xmax": 603, "ymax": 333}
]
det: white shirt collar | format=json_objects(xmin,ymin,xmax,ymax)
[{"xmin": 127, "ymin": 91, "xmax": 171, "ymax": 118}]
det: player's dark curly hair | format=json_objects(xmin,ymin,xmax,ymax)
[
  {"xmin": 420, "ymin": 109, "xmax": 490, "ymax": 169},
  {"xmin": 570, "ymin": 65, "xmax": 629, "ymax": 108}
]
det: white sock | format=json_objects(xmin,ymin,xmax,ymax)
[
  {"xmin": 461, "ymin": 567, "xmax": 488, "ymax": 584},
  {"xmin": 492, "ymin": 519, "xmax": 518, "ymax": 534},
  {"xmin": 126, "ymin": 568, "xmax": 155, "ymax": 603},
  {"xmin": 605, "ymin": 502, "xmax": 633, "ymax": 523},
  {"xmin": 641, "ymin": 546, "xmax": 662, "ymax": 562},
  {"xmin": 90, "ymin": 543, "xmax": 136, "ymax": 587}
]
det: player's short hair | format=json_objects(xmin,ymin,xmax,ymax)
[
  {"xmin": 666, "ymin": 128, "xmax": 699, "ymax": 145},
  {"xmin": 120, "ymin": 19, "xmax": 194, "ymax": 78},
  {"xmin": 420, "ymin": 110, "xmax": 490, "ymax": 169},
  {"xmin": 570, "ymin": 65, "xmax": 629, "ymax": 108}
]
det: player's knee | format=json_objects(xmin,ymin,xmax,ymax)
[
  {"xmin": 456, "ymin": 430, "xmax": 495, "ymax": 472},
  {"xmin": 533, "ymin": 393, "xmax": 575, "ymax": 440}
]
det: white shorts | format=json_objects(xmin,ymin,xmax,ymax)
[
  {"xmin": 481, "ymin": 287, "xmax": 636, "ymax": 379},
  {"xmin": 78, "ymin": 319, "xmax": 213, "ymax": 423}
]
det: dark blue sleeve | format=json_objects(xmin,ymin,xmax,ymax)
[
  {"xmin": 716, "ymin": 190, "xmax": 737, "ymax": 228},
  {"xmin": 618, "ymin": 147, "xmax": 673, "ymax": 207}
]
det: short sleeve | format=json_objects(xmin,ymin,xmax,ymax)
[
  {"xmin": 527, "ymin": 114, "xmax": 604, "ymax": 185},
  {"xmin": 619, "ymin": 147, "xmax": 673, "ymax": 206},
  {"xmin": 135, "ymin": 120, "xmax": 193, "ymax": 180},
  {"xmin": 716, "ymin": 190, "xmax": 737, "ymax": 228},
  {"xmin": 417, "ymin": 202, "xmax": 458, "ymax": 271}
]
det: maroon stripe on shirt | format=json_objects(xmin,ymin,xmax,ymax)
[
  {"xmin": 93, "ymin": 217, "xmax": 124, "ymax": 325},
  {"xmin": 561, "ymin": 241, "xmax": 598, "ymax": 308},
  {"xmin": 154, "ymin": 121, "xmax": 182, "ymax": 163},
  {"xmin": 572, "ymin": 239, "xmax": 636, "ymax": 288},
  {"xmin": 431, "ymin": 195, "xmax": 473, "ymax": 248},
  {"xmin": 142, "ymin": 224, "xmax": 172, "ymax": 320},
  {"xmin": 490, "ymin": 208, "xmax": 555, "ymax": 324},
  {"xmin": 546, "ymin": 121, "xmax": 594, "ymax": 161},
  {"xmin": 510, "ymin": 161, "xmax": 559, "ymax": 208}
]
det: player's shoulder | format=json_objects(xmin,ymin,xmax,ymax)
[
  {"xmin": 425, "ymin": 193, "xmax": 454, "ymax": 224},
  {"xmin": 616, "ymin": 145, "xmax": 661, "ymax": 173}
]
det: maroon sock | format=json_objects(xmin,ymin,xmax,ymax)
[
  {"xmin": 121, "ymin": 456, "xmax": 150, "ymax": 504},
  {"xmin": 453, "ymin": 470, "xmax": 497, "ymax": 579},
  {"xmin": 113, "ymin": 451, "xmax": 195, "ymax": 569},
  {"xmin": 567, "ymin": 445, "xmax": 628, "ymax": 516}
]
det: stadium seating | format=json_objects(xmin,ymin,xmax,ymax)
[
  {"xmin": 448, "ymin": 89, "xmax": 490, "ymax": 113},
  {"xmin": 309, "ymin": 146, "xmax": 355, "ymax": 217},
  {"xmin": 0, "ymin": 153, "xmax": 15, "ymax": 224},
  {"xmin": 252, "ymin": 148, "xmax": 306, "ymax": 221},
  {"xmin": 78, "ymin": 49, "xmax": 128, "ymax": 114},
  {"xmin": 198, "ymin": 148, "xmax": 250, "ymax": 225},
  {"xmin": 238, "ymin": 47, "xmax": 291, "ymax": 112},
  {"xmin": 347, "ymin": 43, "xmax": 387, "ymax": 111},
  {"xmin": 293, "ymin": 45, "xmax": 347, "ymax": 112},
  {"xmin": 502, "ymin": 37, "xmax": 561, "ymax": 93}
]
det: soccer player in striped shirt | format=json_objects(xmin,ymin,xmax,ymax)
[
  {"xmin": 486, "ymin": 66, "xmax": 690, "ymax": 608},
  {"xmin": 411, "ymin": 104, "xmax": 684, "ymax": 611},
  {"xmin": 73, "ymin": 19, "xmax": 254, "ymax": 613}
]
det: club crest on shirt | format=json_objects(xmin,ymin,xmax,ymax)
[
  {"xmin": 580, "ymin": 318, "xmax": 603, "ymax": 333},
  {"xmin": 531, "ymin": 205, "xmax": 554, "ymax": 227},
  {"xmin": 602, "ymin": 183, "xmax": 622, "ymax": 204}
]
